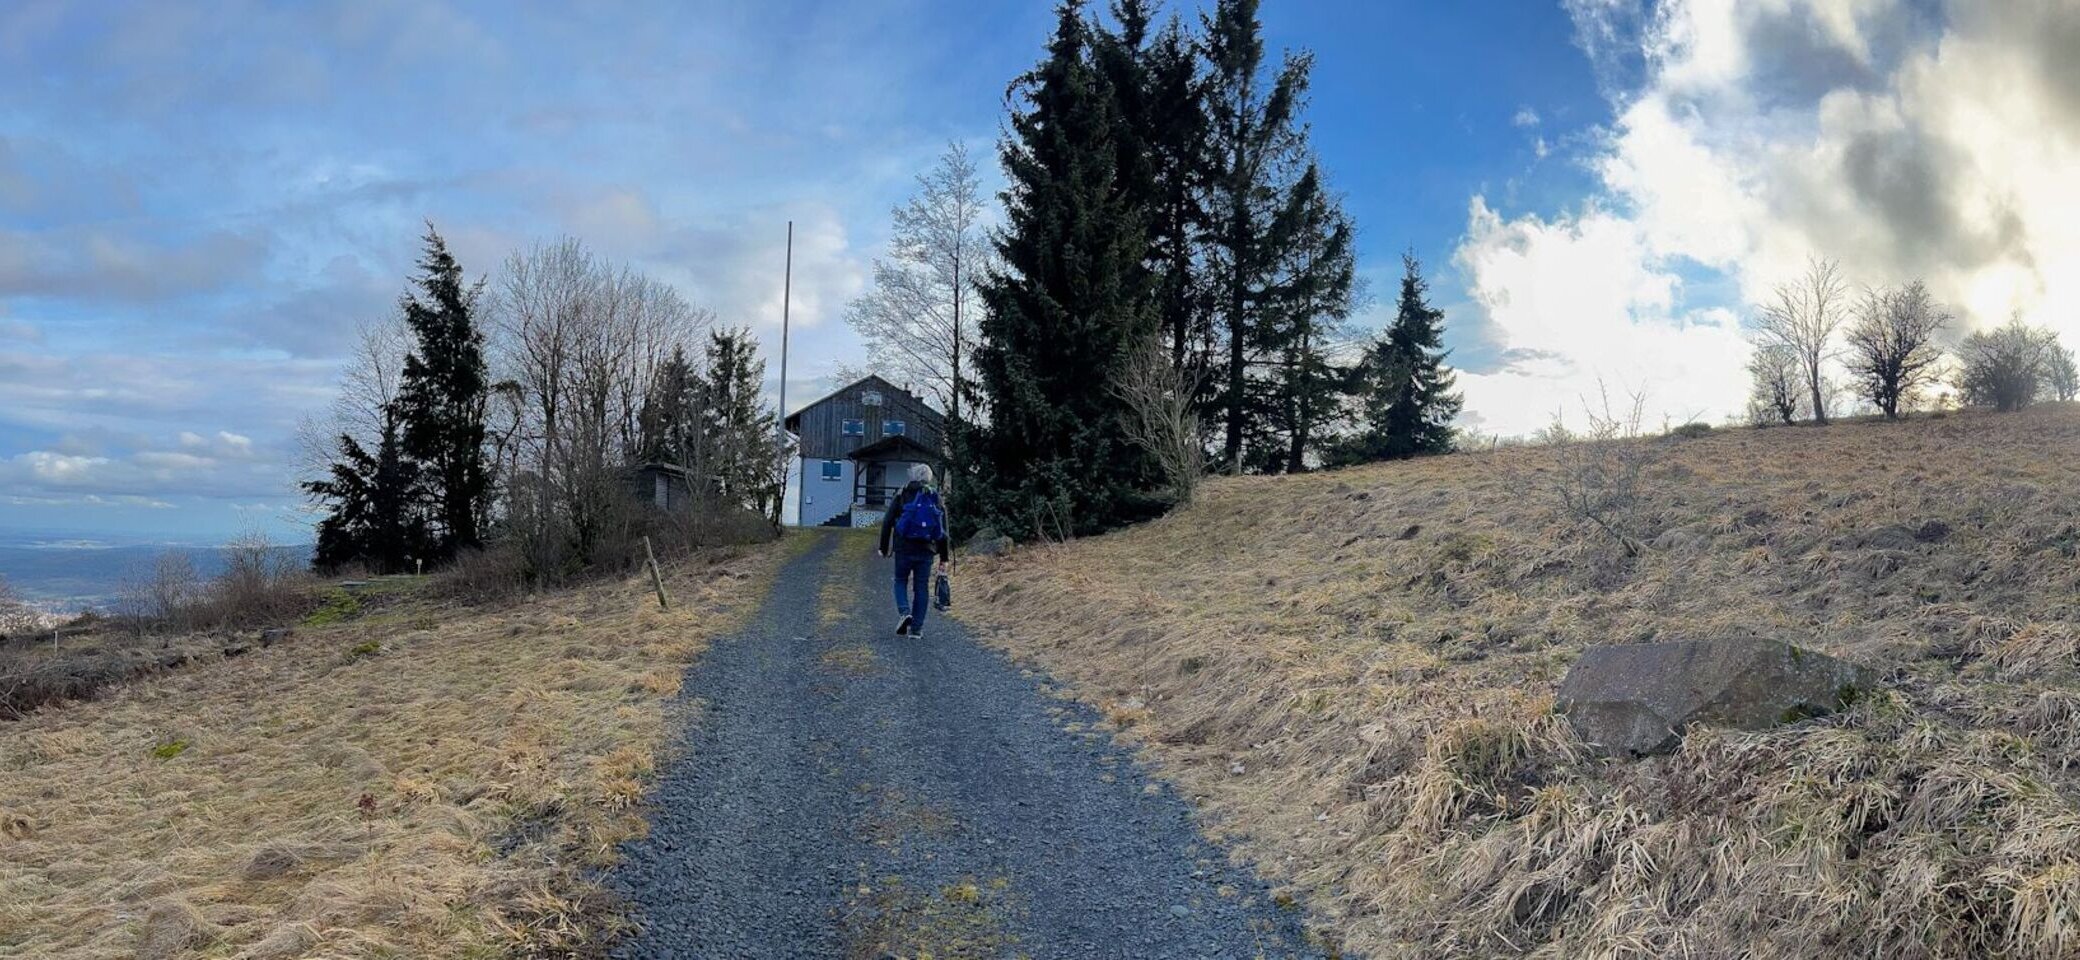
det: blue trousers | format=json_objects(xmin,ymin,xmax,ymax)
[{"xmin": 892, "ymin": 551, "xmax": 935, "ymax": 630}]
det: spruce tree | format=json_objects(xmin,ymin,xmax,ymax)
[
  {"xmin": 305, "ymin": 420, "xmax": 425, "ymax": 574},
  {"xmin": 1337, "ymin": 255, "xmax": 1461, "ymax": 463},
  {"xmin": 973, "ymin": 0, "xmax": 1159, "ymax": 538},
  {"xmin": 638, "ymin": 346, "xmax": 699, "ymax": 466},
  {"xmin": 1261, "ymin": 164, "xmax": 1356, "ymax": 473},
  {"xmin": 1095, "ymin": 2, "xmax": 1210, "ymax": 382},
  {"xmin": 1202, "ymin": 0, "xmax": 1334, "ymax": 473},
  {"xmin": 393, "ymin": 225, "xmax": 491, "ymax": 558},
  {"xmin": 699, "ymin": 328, "xmax": 778, "ymax": 514}
]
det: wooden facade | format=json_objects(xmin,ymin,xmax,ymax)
[{"xmin": 784, "ymin": 375, "xmax": 946, "ymax": 527}]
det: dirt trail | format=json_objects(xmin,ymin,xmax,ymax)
[{"xmin": 608, "ymin": 529, "xmax": 1325, "ymax": 959}]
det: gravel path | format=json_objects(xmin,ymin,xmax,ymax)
[{"xmin": 607, "ymin": 529, "xmax": 1328, "ymax": 959}]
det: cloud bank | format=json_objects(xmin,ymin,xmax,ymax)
[{"xmin": 1454, "ymin": 0, "xmax": 2080, "ymax": 436}]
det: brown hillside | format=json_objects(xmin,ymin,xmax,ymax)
[
  {"xmin": 0, "ymin": 541, "xmax": 785, "ymax": 960},
  {"xmin": 963, "ymin": 405, "xmax": 2080, "ymax": 959}
]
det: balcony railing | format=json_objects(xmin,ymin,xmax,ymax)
[{"xmin": 854, "ymin": 483, "xmax": 909, "ymax": 508}]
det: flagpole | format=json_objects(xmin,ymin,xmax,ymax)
[{"xmin": 776, "ymin": 221, "xmax": 793, "ymax": 526}]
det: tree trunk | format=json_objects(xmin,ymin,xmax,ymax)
[{"xmin": 1808, "ymin": 365, "xmax": 1828, "ymax": 426}]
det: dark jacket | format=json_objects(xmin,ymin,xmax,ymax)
[{"xmin": 879, "ymin": 480, "xmax": 951, "ymax": 561}]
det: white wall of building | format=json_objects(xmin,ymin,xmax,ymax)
[{"xmin": 797, "ymin": 456, "xmax": 853, "ymax": 527}]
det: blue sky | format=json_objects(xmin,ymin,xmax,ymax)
[{"xmin": 4, "ymin": 0, "xmax": 2072, "ymax": 541}]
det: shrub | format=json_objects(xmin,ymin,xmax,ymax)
[
  {"xmin": 1533, "ymin": 386, "xmax": 1665, "ymax": 559},
  {"xmin": 199, "ymin": 531, "xmax": 311, "ymax": 629},
  {"xmin": 116, "ymin": 552, "xmax": 202, "ymax": 631},
  {"xmin": 1957, "ymin": 319, "xmax": 2059, "ymax": 412},
  {"xmin": 432, "ymin": 542, "xmax": 530, "ymax": 605},
  {"xmin": 1669, "ymin": 422, "xmax": 1712, "ymax": 440}
]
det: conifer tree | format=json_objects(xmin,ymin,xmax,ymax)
[
  {"xmin": 393, "ymin": 225, "xmax": 492, "ymax": 558},
  {"xmin": 1201, "ymin": 0, "xmax": 1341, "ymax": 473},
  {"xmin": 1337, "ymin": 255, "xmax": 1461, "ymax": 463},
  {"xmin": 1261, "ymin": 164, "xmax": 1356, "ymax": 473},
  {"xmin": 699, "ymin": 328, "xmax": 780, "ymax": 514},
  {"xmin": 637, "ymin": 346, "xmax": 699, "ymax": 465},
  {"xmin": 305, "ymin": 419, "xmax": 425, "ymax": 573},
  {"xmin": 973, "ymin": 0, "xmax": 1159, "ymax": 538},
  {"xmin": 1095, "ymin": 2, "xmax": 1211, "ymax": 382}
]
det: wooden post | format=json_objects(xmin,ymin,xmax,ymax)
[{"xmin": 642, "ymin": 536, "xmax": 670, "ymax": 611}]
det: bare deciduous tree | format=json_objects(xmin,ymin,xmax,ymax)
[
  {"xmin": 296, "ymin": 318, "xmax": 412, "ymax": 481},
  {"xmin": 493, "ymin": 239, "xmax": 711, "ymax": 580},
  {"xmin": 845, "ymin": 142, "xmax": 996, "ymax": 431},
  {"xmin": 1746, "ymin": 342, "xmax": 1803, "ymax": 426},
  {"xmin": 1845, "ymin": 280, "xmax": 1949, "ymax": 419},
  {"xmin": 118, "ymin": 552, "xmax": 201, "ymax": 633},
  {"xmin": 1112, "ymin": 343, "xmax": 1206, "ymax": 506},
  {"xmin": 1755, "ymin": 257, "xmax": 1849, "ymax": 425}
]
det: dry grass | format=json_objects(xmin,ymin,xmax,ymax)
[
  {"xmin": 0, "ymin": 537, "xmax": 789, "ymax": 959},
  {"xmin": 962, "ymin": 405, "xmax": 2080, "ymax": 959}
]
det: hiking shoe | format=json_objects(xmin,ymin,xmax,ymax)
[{"xmin": 895, "ymin": 615, "xmax": 912, "ymax": 636}]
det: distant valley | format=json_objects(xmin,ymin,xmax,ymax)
[{"xmin": 0, "ymin": 531, "xmax": 311, "ymax": 614}]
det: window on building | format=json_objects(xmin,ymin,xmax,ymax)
[
  {"xmin": 884, "ymin": 420, "xmax": 906, "ymax": 437},
  {"xmin": 821, "ymin": 460, "xmax": 843, "ymax": 480},
  {"xmin": 842, "ymin": 418, "xmax": 865, "ymax": 436}
]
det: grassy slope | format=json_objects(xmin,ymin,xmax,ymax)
[
  {"xmin": 0, "ymin": 538, "xmax": 790, "ymax": 959},
  {"xmin": 963, "ymin": 406, "xmax": 2080, "ymax": 959}
]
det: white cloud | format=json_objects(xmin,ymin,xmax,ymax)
[
  {"xmin": 1456, "ymin": 0, "xmax": 2080, "ymax": 436},
  {"xmin": 1514, "ymin": 106, "xmax": 1543, "ymax": 127},
  {"xmin": 1454, "ymin": 198, "xmax": 1751, "ymax": 436},
  {"xmin": 0, "ymin": 430, "xmax": 292, "ymax": 502}
]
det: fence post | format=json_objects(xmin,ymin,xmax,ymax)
[{"xmin": 642, "ymin": 536, "xmax": 670, "ymax": 611}]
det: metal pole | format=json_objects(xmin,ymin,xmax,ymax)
[{"xmin": 776, "ymin": 221, "xmax": 793, "ymax": 526}]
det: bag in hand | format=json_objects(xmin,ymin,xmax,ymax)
[{"xmin": 934, "ymin": 571, "xmax": 952, "ymax": 611}]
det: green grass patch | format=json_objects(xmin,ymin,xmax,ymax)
[
  {"xmin": 150, "ymin": 738, "xmax": 190, "ymax": 760},
  {"xmin": 303, "ymin": 589, "xmax": 364, "ymax": 627}
]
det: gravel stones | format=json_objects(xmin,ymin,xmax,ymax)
[{"xmin": 606, "ymin": 532, "xmax": 1325, "ymax": 959}]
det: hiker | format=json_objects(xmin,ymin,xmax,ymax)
[{"xmin": 878, "ymin": 463, "xmax": 951, "ymax": 638}]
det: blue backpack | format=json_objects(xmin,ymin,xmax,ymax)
[{"xmin": 896, "ymin": 487, "xmax": 945, "ymax": 542}]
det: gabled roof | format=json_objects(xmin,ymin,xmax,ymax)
[
  {"xmin": 846, "ymin": 435, "xmax": 939, "ymax": 462},
  {"xmin": 782, "ymin": 373, "xmax": 939, "ymax": 432}
]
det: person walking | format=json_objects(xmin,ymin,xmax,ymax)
[{"xmin": 878, "ymin": 463, "xmax": 951, "ymax": 638}]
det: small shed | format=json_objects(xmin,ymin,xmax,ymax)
[{"xmin": 627, "ymin": 462, "xmax": 699, "ymax": 512}]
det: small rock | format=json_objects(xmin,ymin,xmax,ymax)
[
  {"xmin": 1170, "ymin": 904, "xmax": 1192, "ymax": 918},
  {"xmin": 259, "ymin": 628, "xmax": 291, "ymax": 647},
  {"xmin": 1228, "ymin": 762, "xmax": 1245, "ymax": 775}
]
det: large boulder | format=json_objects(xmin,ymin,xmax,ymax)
[
  {"xmin": 965, "ymin": 530, "xmax": 1014, "ymax": 558},
  {"xmin": 1556, "ymin": 637, "xmax": 1871, "ymax": 757}
]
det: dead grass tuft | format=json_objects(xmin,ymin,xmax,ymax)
[{"xmin": 963, "ymin": 406, "xmax": 2080, "ymax": 957}]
